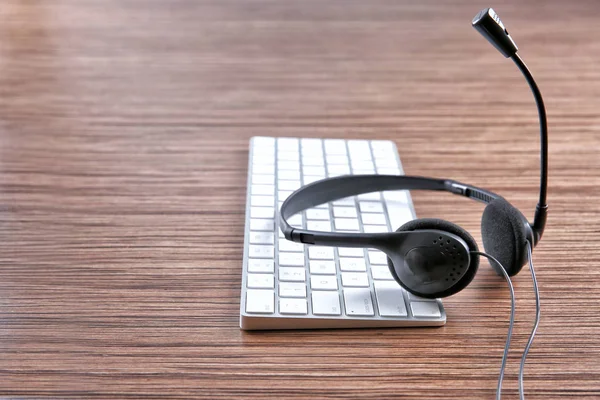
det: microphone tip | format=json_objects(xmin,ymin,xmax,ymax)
[
  {"xmin": 472, "ymin": 8, "xmax": 492, "ymax": 26},
  {"xmin": 472, "ymin": 8, "xmax": 518, "ymax": 58}
]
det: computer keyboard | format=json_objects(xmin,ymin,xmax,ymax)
[{"xmin": 239, "ymin": 137, "xmax": 446, "ymax": 330}]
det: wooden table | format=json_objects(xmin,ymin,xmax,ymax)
[{"xmin": 1, "ymin": 1, "xmax": 599, "ymax": 398}]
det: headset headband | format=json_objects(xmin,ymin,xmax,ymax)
[{"xmin": 279, "ymin": 174, "xmax": 500, "ymax": 247}]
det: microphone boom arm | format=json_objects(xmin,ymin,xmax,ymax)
[
  {"xmin": 472, "ymin": 8, "xmax": 548, "ymax": 244},
  {"xmin": 511, "ymin": 53, "xmax": 548, "ymax": 244}
]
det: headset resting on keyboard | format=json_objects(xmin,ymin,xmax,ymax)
[{"xmin": 278, "ymin": 7, "xmax": 547, "ymax": 400}]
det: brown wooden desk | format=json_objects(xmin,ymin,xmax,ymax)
[{"xmin": 1, "ymin": 1, "xmax": 599, "ymax": 398}]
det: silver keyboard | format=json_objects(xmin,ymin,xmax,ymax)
[{"xmin": 239, "ymin": 137, "xmax": 446, "ymax": 330}]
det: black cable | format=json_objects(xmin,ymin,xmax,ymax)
[
  {"xmin": 519, "ymin": 242, "xmax": 540, "ymax": 399},
  {"xmin": 470, "ymin": 251, "xmax": 515, "ymax": 400}
]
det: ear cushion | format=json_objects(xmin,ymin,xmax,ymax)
[
  {"xmin": 392, "ymin": 218, "xmax": 480, "ymax": 298},
  {"xmin": 481, "ymin": 198, "xmax": 530, "ymax": 276}
]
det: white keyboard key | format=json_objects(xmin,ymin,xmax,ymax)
[
  {"xmin": 306, "ymin": 209, "xmax": 330, "ymax": 220},
  {"xmin": 301, "ymin": 157, "xmax": 325, "ymax": 166},
  {"xmin": 303, "ymin": 166, "xmax": 326, "ymax": 176},
  {"xmin": 333, "ymin": 206, "xmax": 357, "ymax": 218},
  {"xmin": 288, "ymin": 214, "xmax": 303, "ymax": 227},
  {"xmin": 278, "ymin": 170, "xmax": 301, "ymax": 180},
  {"xmin": 359, "ymin": 202, "xmax": 384, "ymax": 213},
  {"xmin": 278, "ymin": 180, "xmax": 301, "ymax": 191},
  {"xmin": 350, "ymin": 156, "xmax": 373, "ymax": 167},
  {"xmin": 246, "ymin": 289, "xmax": 274, "ymax": 314},
  {"xmin": 253, "ymin": 137, "xmax": 275, "ymax": 146},
  {"xmin": 279, "ymin": 267, "xmax": 306, "ymax": 282},
  {"xmin": 303, "ymin": 175, "xmax": 325, "ymax": 185},
  {"xmin": 340, "ymin": 257, "xmax": 367, "ymax": 272},
  {"xmin": 311, "ymin": 275, "xmax": 338, "ymax": 290},
  {"xmin": 278, "ymin": 160, "xmax": 300, "ymax": 170},
  {"xmin": 308, "ymin": 246, "xmax": 334, "ymax": 260},
  {"xmin": 312, "ymin": 291, "xmax": 342, "ymax": 315},
  {"xmin": 252, "ymin": 159, "xmax": 275, "ymax": 166},
  {"xmin": 303, "ymin": 147, "xmax": 324, "ymax": 157},
  {"xmin": 373, "ymin": 149, "xmax": 395, "ymax": 160},
  {"xmin": 302, "ymin": 139, "xmax": 323, "ymax": 148},
  {"xmin": 280, "ymin": 298, "xmax": 308, "ymax": 315},
  {"xmin": 411, "ymin": 301, "xmax": 442, "ymax": 318},
  {"xmin": 343, "ymin": 288, "xmax": 374, "ymax": 316},
  {"xmin": 374, "ymin": 158, "xmax": 399, "ymax": 168},
  {"xmin": 250, "ymin": 218, "xmax": 274, "ymax": 232},
  {"xmin": 347, "ymin": 140, "xmax": 370, "ymax": 154},
  {"xmin": 328, "ymin": 171, "xmax": 350, "ymax": 178},
  {"xmin": 337, "ymin": 248, "xmax": 364, "ymax": 257},
  {"xmin": 324, "ymin": 139, "xmax": 347, "ymax": 155},
  {"xmin": 301, "ymin": 138, "xmax": 322, "ymax": 148},
  {"xmin": 277, "ymin": 150, "xmax": 300, "ymax": 161},
  {"xmin": 341, "ymin": 272, "xmax": 369, "ymax": 287},
  {"xmin": 247, "ymin": 273, "xmax": 275, "ymax": 289},
  {"xmin": 368, "ymin": 251, "xmax": 388, "ymax": 265},
  {"xmin": 278, "ymin": 137, "xmax": 299, "ymax": 150},
  {"xmin": 377, "ymin": 167, "xmax": 402, "ymax": 175},
  {"xmin": 252, "ymin": 175, "xmax": 274, "ymax": 185},
  {"xmin": 247, "ymin": 259, "xmax": 274, "ymax": 273},
  {"xmin": 351, "ymin": 164, "xmax": 375, "ymax": 173},
  {"xmin": 332, "ymin": 197, "xmax": 355, "ymax": 206},
  {"xmin": 250, "ymin": 206, "xmax": 274, "ymax": 219},
  {"xmin": 326, "ymin": 155, "xmax": 349, "ymax": 165},
  {"xmin": 279, "ymin": 252, "xmax": 305, "ymax": 266},
  {"xmin": 353, "ymin": 168, "xmax": 376, "ymax": 174},
  {"xmin": 253, "ymin": 147, "xmax": 275, "ymax": 157},
  {"xmin": 361, "ymin": 213, "xmax": 387, "ymax": 225},
  {"xmin": 372, "ymin": 146, "xmax": 396, "ymax": 159},
  {"xmin": 252, "ymin": 184, "xmax": 275, "ymax": 195},
  {"xmin": 307, "ymin": 220, "xmax": 332, "ymax": 231},
  {"xmin": 251, "ymin": 195, "xmax": 274, "ymax": 206},
  {"xmin": 328, "ymin": 165, "xmax": 351, "ymax": 176},
  {"xmin": 383, "ymin": 190, "xmax": 410, "ymax": 203},
  {"xmin": 279, "ymin": 282, "xmax": 306, "ymax": 298},
  {"xmin": 278, "ymin": 190, "xmax": 294, "ymax": 201},
  {"xmin": 364, "ymin": 225, "xmax": 389, "ymax": 233},
  {"xmin": 248, "ymin": 245, "xmax": 274, "ymax": 258},
  {"xmin": 252, "ymin": 164, "xmax": 275, "ymax": 175},
  {"xmin": 309, "ymin": 260, "xmax": 336, "ymax": 275},
  {"xmin": 249, "ymin": 231, "xmax": 275, "ymax": 244},
  {"xmin": 374, "ymin": 281, "xmax": 408, "ymax": 317},
  {"xmin": 278, "ymin": 239, "xmax": 304, "ymax": 252},
  {"xmin": 387, "ymin": 205, "xmax": 414, "ymax": 229},
  {"xmin": 370, "ymin": 264, "xmax": 394, "ymax": 280},
  {"xmin": 350, "ymin": 159, "xmax": 373, "ymax": 169},
  {"xmin": 334, "ymin": 218, "xmax": 360, "ymax": 231},
  {"xmin": 358, "ymin": 192, "xmax": 381, "ymax": 200},
  {"xmin": 351, "ymin": 160, "xmax": 375, "ymax": 169}
]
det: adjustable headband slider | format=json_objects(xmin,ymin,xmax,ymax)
[
  {"xmin": 447, "ymin": 181, "xmax": 468, "ymax": 195},
  {"xmin": 446, "ymin": 180, "xmax": 499, "ymax": 204},
  {"xmin": 288, "ymin": 229, "xmax": 316, "ymax": 244},
  {"xmin": 281, "ymin": 225, "xmax": 317, "ymax": 245}
]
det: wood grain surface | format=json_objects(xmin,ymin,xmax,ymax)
[{"xmin": 1, "ymin": 0, "xmax": 599, "ymax": 398}]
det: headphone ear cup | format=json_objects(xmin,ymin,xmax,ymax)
[
  {"xmin": 481, "ymin": 198, "xmax": 530, "ymax": 276},
  {"xmin": 389, "ymin": 218, "xmax": 480, "ymax": 298}
]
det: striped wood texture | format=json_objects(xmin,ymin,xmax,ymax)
[{"xmin": 1, "ymin": 0, "xmax": 599, "ymax": 398}]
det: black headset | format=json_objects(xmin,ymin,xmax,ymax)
[{"xmin": 279, "ymin": 8, "xmax": 548, "ymax": 299}]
